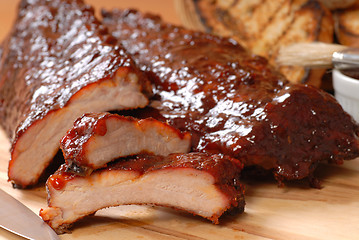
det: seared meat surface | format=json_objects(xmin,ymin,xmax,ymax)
[
  {"xmin": 40, "ymin": 152, "xmax": 245, "ymax": 233},
  {"xmin": 61, "ymin": 112, "xmax": 191, "ymax": 175},
  {"xmin": 0, "ymin": 1, "xmax": 151, "ymax": 187},
  {"xmin": 103, "ymin": 9, "xmax": 359, "ymax": 184}
]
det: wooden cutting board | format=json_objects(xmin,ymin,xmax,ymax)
[
  {"xmin": 1, "ymin": 130, "xmax": 359, "ymax": 240},
  {"xmin": 1, "ymin": 1, "xmax": 359, "ymax": 239}
]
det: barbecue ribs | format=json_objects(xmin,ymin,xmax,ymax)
[
  {"xmin": 103, "ymin": 9, "xmax": 359, "ymax": 184},
  {"xmin": 61, "ymin": 112, "xmax": 191, "ymax": 175},
  {"xmin": 0, "ymin": 1, "xmax": 151, "ymax": 187},
  {"xmin": 40, "ymin": 153, "xmax": 245, "ymax": 233}
]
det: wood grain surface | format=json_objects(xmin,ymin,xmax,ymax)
[{"xmin": 1, "ymin": 1, "xmax": 359, "ymax": 240}]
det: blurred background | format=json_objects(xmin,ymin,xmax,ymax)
[{"xmin": 0, "ymin": 0, "xmax": 181, "ymax": 42}]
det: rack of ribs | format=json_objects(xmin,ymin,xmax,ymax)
[
  {"xmin": 40, "ymin": 152, "xmax": 245, "ymax": 233},
  {"xmin": 0, "ymin": 0, "xmax": 152, "ymax": 188},
  {"xmin": 61, "ymin": 112, "xmax": 191, "ymax": 175},
  {"xmin": 102, "ymin": 9, "xmax": 359, "ymax": 185}
]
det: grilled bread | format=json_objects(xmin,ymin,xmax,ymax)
[
  {"xmin": 176, "ymin": 0, "xmax": 334, "ymax": 87},
  {"xmin": 334, "ymin": 1, "xmax": 359, "ymax": 47},
  {"xmin": 318, "ymin": 0, "xmax": 357, "ymax": 10}
]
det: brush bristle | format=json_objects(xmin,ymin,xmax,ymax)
[{"xmin": 276, "ymin": 42, "xmax": 347, "ymax": 68}]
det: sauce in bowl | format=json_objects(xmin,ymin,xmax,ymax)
[{"xmin": 340, "ymin": 68, "xmax": 359, "ymax": 80}]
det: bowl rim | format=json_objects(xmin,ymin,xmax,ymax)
[{"xmin": 333, "ymin": 69, "xmax": 359, "ymax": 100}]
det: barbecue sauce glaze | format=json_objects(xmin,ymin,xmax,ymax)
[
  {"xmin": 48, "ymin": 152, "xmax": 245, "ymax": 211},
  {"xmin": 103, "ymin": 9, "xmax": 359, "ymax": 183}
]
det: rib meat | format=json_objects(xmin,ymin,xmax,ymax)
[
  {"xmin": 0, "ymin": 1, "xmax": 151, "ymax": 187},
  {"xmin": 40, "ymin": 152, "xmax": 245, "ymax": 233},
  {"xmin": 61, "ymin": 112, "xmax": 191, "ymax": 174},
  {"xmin": 102, "ymin": 9, "xmax": 359, "ymax": 184}
]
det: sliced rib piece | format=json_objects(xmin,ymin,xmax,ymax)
[
  {"xmin": 0, "ymin": 0, "xmax": 151, "ymax": 187},
  {"xmin": 61, "ymin": 112, "xmax": 191, "ymax": 174},
  {"xmin": 40, "ymin": 152, "xmax": 245, "ymax": 233},
  {"xmin": 102, "ymin": 9, "xmax": 359, "ymax": 185}
]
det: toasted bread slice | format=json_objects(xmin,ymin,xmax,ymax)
[
  {"xmin": 177, "ymin": 0, "xmax": 334, "ymax": 86},
  {"xmin": 334, "ymin": 1, "xmax": 359, "ymax": 47},
  {"xmin": 318, "ymin": 0, "xmax": 357, "ymax": 10}
]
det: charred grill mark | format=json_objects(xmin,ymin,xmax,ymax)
[
  {"xmin": 338, "ymin": 25, "xmax": 359, "ymax": 37},
  {"xmin": 193, "ymin": 0, "xmax": 213, "ymax": 33},
  {"xmin": 256, "ymin": 0, "xmax": 293, "ymax": 58},
  {"xmin": 255, "ymin": 0, "xmax": 285, "ymax": 36},
  {"xmin": 230, "ymin": 0, "xmax": 263, "ymax": 41},
  {"xmin": 336, "ymin": 14, "xmax": 359, "ymax": 37},
  {"xmin": 215, "ymin": 8, "xmax": 243, "ymax": 38},
  {"xmin": 302, "ymin": 0, "xmax": 325, "ymax": 39},
  {"xmin": 271, "ymin": 0, "xmax": 327, "ymax": 84}
]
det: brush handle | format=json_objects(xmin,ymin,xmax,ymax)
[{"xmin": 332, "ymin": 48, "xmax": 359, "ymax": 70}]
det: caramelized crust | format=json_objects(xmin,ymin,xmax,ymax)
[
  {"xmin": 61, "ymin": 112, "xmax": 191, "ymax": 174},
  {"xmin": 41, "ymin": 153, "xmax": 245, "ymax": 233},
  {"xmin": 0, "ymin": 0, "xmax": 151, "ymax": 187},
  {"xmin": 103, "ymin": 9, "xmax": 359, "ymax": 183}
]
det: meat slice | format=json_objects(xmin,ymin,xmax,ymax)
[
  {"xmin": 102, "ymin": 9, "xmax": 359, "ymax": 185},
  {"xmin": 40, "ymin": 152, "xmax": 245, "ymax": 233},
  {"xmin": 61, "ymin": 112, "xmax": 191, "ymax": 174},
  {"xmin": 0, "ymin": 1, "xmax": 151, "ymax": 187}
]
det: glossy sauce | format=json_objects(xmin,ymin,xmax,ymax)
[
  {"xmin": 61, "ymin": 112, "xmax": 192, "ymax": 173},
  {"xmin": 340, "ymin": 68, "xmax": 359, "ymax": 80},
  {"xmin": 0, "ymin": 0, "xmax": 146, "ymax": 150},
  {"xmin": 48, "ymin": 165, "xmax": 77, "ymax": 190},
  {"xmin": 52, "ymin": 152, "xmax": 245, "ymax": 209},
  {"xmin": 104, "ymin": 9, "xmax": 359, "ymax": 182},
  {"xmin": 111, "ymin": 153, "xmax": 244, "ymax": 209},
  {"xmin": 60, "ymin": 112, "xmax": 110, "ymax": 166}
]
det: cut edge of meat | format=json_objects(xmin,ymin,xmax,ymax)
[
  {"xmin": 8, "ymin": 67, "xmax": 149, "ymax": 188},
  {"xmin": 61, "ymin": 112, "xmax": 192, "ymax": 174},
  {"xmin": 40, "ymin": 153, "xmax": 245, "ymax": 233},
  {"xmin": 40, "ymin": 167, "xmax": 243, "ymax": 234}
]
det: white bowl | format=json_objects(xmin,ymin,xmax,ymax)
[{"xmin": 333, "ymin": 69, "xmax": 359, "ymax": 123}]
